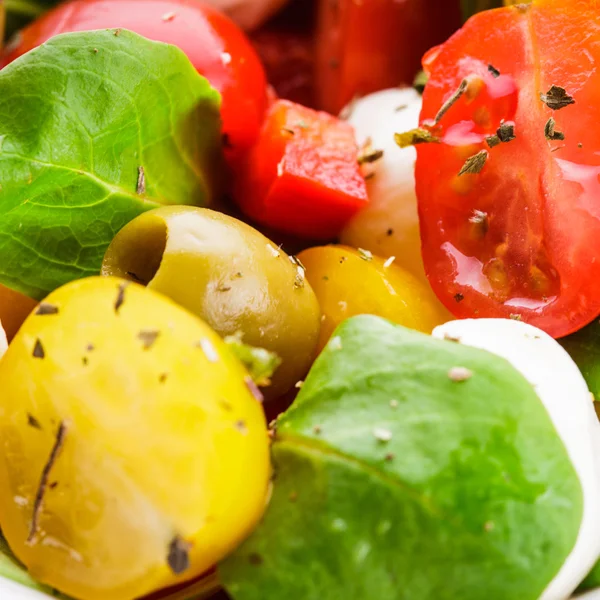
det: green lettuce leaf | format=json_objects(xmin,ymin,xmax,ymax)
[
  {"xmin": 562, "ymin": 320, "xmax": 600, "ymax": 593},
  {"xmin": 0, "ymin": 29, "xmax": 223, "ymax": 300},
  {"xmin": 220, "ymin": 315, "xmax": 583, "ymax": 600},
  {"xmin": 224, "ymin": 332, "xmax": 282, "ymax": 387},
  {"xmin": 578, "ymin": 559, "xmax": 600, "ymax": 593},
  {"xmin": 560, "ymin": 319, "xmax": 600, "ymax": 404}
]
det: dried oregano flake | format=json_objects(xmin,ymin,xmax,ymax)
[
  {"xmin": 136, "ymin": 166, "xmax": 146, "ymax": 194},
  {"xmin": 394, "ymin": 128, "xmax": 440, "ymax": 149},
  {"xmin": 434, "ymin": 79, "xmax": 468, "ymax": 124},
  {"xmin": 540, "ymin": 85, "xmax": 575, "ymax": 110},
  {"xmin": 138, "ymin": 330, "xmax": 160, "ymax": 350},
  {"xmin": 544, "ymin": 117, "xmax": 565, "ymax": 141},
  {"xmin": 32, "ymin": 339, "xmax": 45, "ymax": 359},
  {"xmin": 458, "ymin": 150, "xmax": 488, "ymax": 176},
  {"xmin": 497, "ymin": 123, "xmax": 515, "ymax": 143},
  {"xmin": 114, "ymin": 282, "xmax": 129, "ymax": 313},
  {"xmin": 35, "ymin": 303, "xmax": 59, "ymax": 316},
  {"xmin": 167, "ymin": 536, "xmax": 191, "ymax": 575},
  {"xmin": 28, "ymin": 422, "xmax": 67, "ymax": 544},
  {"xmin": 488, "ymin": 64, "xmax": 501, "ymax": 78}
]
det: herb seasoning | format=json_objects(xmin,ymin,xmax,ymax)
[
  {"xmin": 114, "ymin": 282, "xmax": 129, "ymax": 313},
  {"xmin": 28, "ymin": 422, "xmax": 67, "ymax": 544},
  {"xmin": 540, "ymin": 85, "xmax": 575, "ymax": 110},
  {"xmin": 167, "ymin": 536, "xmax": 191, "ymax": 575},
  {"xmin": 27, "ymin": 414, "xmax": 42, "ymax": 430},
  {"xmin": 137, "ymin": 330, "xmax": 160, "ymax": 350},
  {"xmin": 544, "ymin": 117, "xmax": 565, "ymax": 141},
  {"xmin": 488, "ymin": 64, "xmax": 501, "ymax": 78},
  {"xmin": 35, "ymin": 303, "xmax": 59, "ymax": 316},
  {"xmin": 448, "ymin": 366, "xmax": 473, "ymax": 382},
  {"xmin": 136, "ymin": 166, "xmax": 146, "ymax": 195},
  {"xmin": 434, "ymin": 79, "xmax": 468, "ymax": 124},
  {"xmin": 458, "ymin": 150, "xmax": 488, "ymax": 176},
  {"xmin": 32, "ymin": 339, "xmax": 45, "ymax": 359},
  {"xmin": 394, "ymin": 128, "xmax": 440, "ymax": 149}
]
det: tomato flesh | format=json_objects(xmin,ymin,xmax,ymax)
[
  {"xmin": 0, "ymin": 0, "xmax": 268, "ymax": 163},
  {"xmin": 416, "ymin": 0, "xmax": 600, "ymax": 338},
  {"xmin": 234, "ymin": 99, "xmax": 368, "ymax": 240}
]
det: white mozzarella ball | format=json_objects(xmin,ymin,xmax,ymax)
[
  {"xmin": 433, "ymin": 318, "xmax": 600, "ymax": 600},
  {"xmin": 340, "ymin": 88, "xmax": 426, "ymax": 282}
]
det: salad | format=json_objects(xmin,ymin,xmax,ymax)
[{"xmin": 0, "ymin": 0, "xmax": 600, "ymax": 599}]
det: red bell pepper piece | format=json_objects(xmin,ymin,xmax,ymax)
[{"xmin": 233, "ymin": 100, "xmax": 368, "ymax": 240}]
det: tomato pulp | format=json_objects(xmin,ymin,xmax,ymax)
[
  {"xmin": 415, "ymin": 0, "xmax": 600, "ymax": 338},
  {"xmin": 1, "ymin": 0, "xmax": 268, "ymax": 163}
]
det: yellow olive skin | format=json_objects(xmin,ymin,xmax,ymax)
[
  {"xmin": 0, "ymin": 276, "xmax": 271, "ymax": 600},
  {"xmin": 298, "ymin": 245, "xmax": 451, "ymax": 353},
  {"xmin": 102, "ymin": 206, "xmax": 321, "ymax": 397}
]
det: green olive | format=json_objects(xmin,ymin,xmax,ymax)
[{"xmin": 102, "ymin": 206, "xmax": 321, "ymax": 397}]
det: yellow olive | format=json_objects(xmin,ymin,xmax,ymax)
[
  {"xmin": 0, "ymin": 276, "xmax": 271, "ymax": 600},
  {"xmin": 102, "ymin": 206, "xmax": 321, "ymax": 396},
  {"xmin": 298, "ymin": 245, "xmax": 451, "ymax": 352}
]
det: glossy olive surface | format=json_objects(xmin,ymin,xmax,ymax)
[
  {"xmin": 0, "ymin": 276, "xmax": 271, "ymax": 600},
  {"xmin": 102, "ymin": 206, "xmax": 321, "ymax": 396},
  {"xmin": 299, "ymin": 245, "xmax": 451, "ymax": 352}
]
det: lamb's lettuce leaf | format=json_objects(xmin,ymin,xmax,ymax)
[
  {"xmin": 560, "ymin": 319, "xmax": 600, "ymax": 408},
  {"xmin": 0, "ymin": 29, "xmax": 223, "ymax": 300},
  {"xmin": 220, "ymin": 315, "xmax": 582, "ymax": 600},
  {"xmin": 578, "ymin": 559, "xmax": 600, "ymax": 593}
]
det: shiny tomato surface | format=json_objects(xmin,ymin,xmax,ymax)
[
  {"xmin": 234, "ymin": 99, "xmax": 368, "ymax": 240},
  {"xmin": 315, "ymin": 0, "xmax": 462, "ymax": 114},
  {"xmin": 1, "ymin": 0, "xmax": 268, "ymax": 162},
  {"xmin": 415, "ymin": 0, "xmax": 600, "ymax": 338}
]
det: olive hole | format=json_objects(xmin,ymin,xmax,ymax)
[{"xmin": 101, "ymin": 215, "xmax": 167, "ymax": 286}]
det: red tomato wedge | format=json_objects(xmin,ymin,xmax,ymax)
[
  {"xmin": 0, "ymin": 0, "xmax": 268, "ymax": 163},
  {"xmin": 415, "ymin": 0, "xmax": 600, "ymax": 338},
  {"xmin": 233, "ymin": 99, "xmax": 368, "ymax": 240}
]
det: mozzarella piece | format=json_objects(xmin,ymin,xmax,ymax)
[
  {"xmin": 433, "ymin": 318, "xmax": 600, "ymax": 600},
  {"xmin": 0, "ymin": 321, "xmax": 7, "ymax": 360},
  {"xmin": 340, "ymin": 88, "xmax": 426, "ymax": 282},
  {"xmin": 204, "ymin": 0, "xmax": 289, "ymax": 30}
]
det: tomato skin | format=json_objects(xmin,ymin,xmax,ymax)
[
  {"xmin": 0, "ymin": 0, "xmax": 268, "ymax": 163},
  {"xmin": 415, "ymin": 0, "xmax": 600, "ymax": 338},
  {"xmin": 234, "ymin": 99, "xmax": 368, "ymax": 240},
  {"xmin": 315, "ymin": 0, "xmax": 462, "ymax": 115},
  {"xmin": 298, "ymin": 245, "xmax": 450, "ymax": 352}
]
